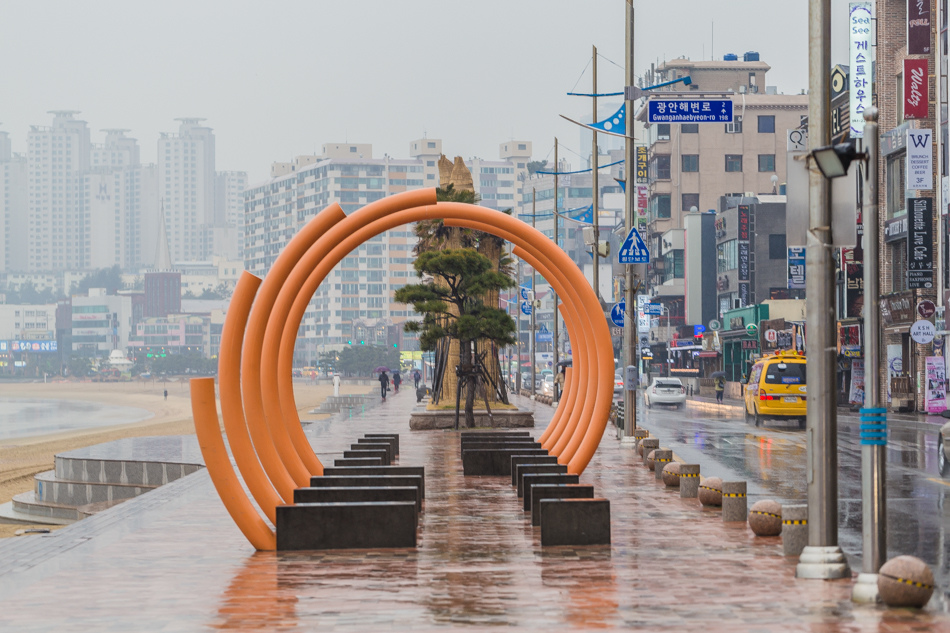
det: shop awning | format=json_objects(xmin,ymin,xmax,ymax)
[{"xmin": 696, "ymin": 351, "xmax": 719, "ymax": 357}]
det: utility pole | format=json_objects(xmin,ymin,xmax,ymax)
[
  {"xmin": 592, "ymin": 45, "xmax": 602, "ymax": 305},
  {"xmin": 553, "ymin": 138, "xmax": 560, "ymax": 373},
  {"xmin": 622, "ymin": 0, "xmax": 641, "ymax": 437},
  {"xmin": 514, "ymin": 241, "xmax": 522, "ymax": 394},
  {"xmin": 796, "ymin": 0, "xmax": 850, "ymax": 580},
  {"xmin": 853, "ymin": 107, "xmax": 886, "ymax": 602},
  {"xmin": 530, "ymin": 188, "xmax": 537, "ymax": 396}
]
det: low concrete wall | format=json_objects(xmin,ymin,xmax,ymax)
[{"xmin": 410, "ymin": 408, "xmax": 534, "ymax": 430}]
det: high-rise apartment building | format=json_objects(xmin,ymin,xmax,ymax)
[
  {"xmin": 0, "ymin": 131, "xmax": 28, "ymax": 272},
  {"xmin": 245, "ymin": 139, "xmax": 532, "ymax": 363},
  {"xmin": 27, "ymin": 111, "xmax": 91, "ymax": 272}
]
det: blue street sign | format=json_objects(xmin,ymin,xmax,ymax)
[
  {"xmin": 520, "ymin": 285, "xmax": 531, "ymax": 301},
  {"xmin": 618, "ymin": 227, "xmax": 650, "ymax": 264},
  {"xmin": 610, "ymin": 299, "xmax": 625, "ymax": 327},
  {"xmin": 537, "ymin": 324, "xmax": 553, "ymax": 343},
  {"xmin": 521, "ymin": 301, "xmax": 532, "ymax": 316},
  {"xmin": 647, "ymin": 99, "xmax": 733, "ymax": 123},
  {"xmin": 645, "ymin": 303, "xmax": 662, "ymax": 316}
]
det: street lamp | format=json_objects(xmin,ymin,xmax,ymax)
[{"xmin": 811, "ymin": 141, "xmax": 868, "ymax": 179}]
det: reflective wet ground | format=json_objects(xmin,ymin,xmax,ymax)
[
  {"xmin": 0, "ymin": 391, "xmax": 948, "ymax": 631},
  {"xmin": 0, "ymin": 398, "xmax": 153, "ymax": 439}
]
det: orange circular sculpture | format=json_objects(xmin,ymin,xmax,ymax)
[{"xmin": 190, "ymin": 188, "xmax": 615, "ymax": 550}]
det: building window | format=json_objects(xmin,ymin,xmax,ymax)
[
  {"xmin": 758, "ymin": 154, "xmax": 775, "ymax": 172},
  {"xmin": 650, "ymin": 194, "xmax": 671, "ymax": 219},
  {"xmin": 725, "ymin": 116, "xmax": 743, "ymax": 134},
  {"xmin": 758, "ymin": 115, "xmax": 775, "ymax": 133},
  {"xmin": 428, "ymin": 142, "xmax": 436, "ymax": 149},
  {"xmin": 656, "ymin": 124, "xmax": 671, "ymax": 140},
  {"xmin": 768, "ymin": 234, "xmax": 786, "ymax": 259},
  {"xmin": 681, "ymin": 123, "xmax": 699, "ymax": 134},
  {"xmin": 682, "ymin": 193, "xmax": 700, "ymax": 212},
  {"xmin": 717, "ymin": 239, "xmax": 737, "ymax": 272},
  {"xmin": 886, "ymin": 154, "xmax": 906, "ymax": 218},
  {"xmin": 682, "ymin": 154, "xmax": 699, "ymax": 172},
  {"xmin": 650, "ymin": 155, "xmax": 671, "ymax": 180},
  {"xmin": 891, "ymin": 241, "xmax": 907, "ymax": 291},
  {"xmin": 725, "ymin": 155, "xmax": 743, "ymax": 172},
  {"xmin": 518, "ymin": 143, "xmax": 526, "ymax": 150}
]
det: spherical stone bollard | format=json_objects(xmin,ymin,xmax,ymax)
[
  {"xmin": 748, "ymin": 500, "xmax": 782, "ymax": 536},
  {"xmin": 640, "ymin": 438, "xmax": 659, "ymax": 465},
  {"xmin": 698, "ymin": 476, "xmax": 723, "ymax": 506},
  {"xmin": 662, "ymin": 462, "xmax": 681, "ymax": 487},
  {"xmin": 653, "ymin": 450, "xmax": 672, "ymax": 480},
  {"xmin": 878, "ymin": 556, "xmax": 935, "ymax": 608},
  {"xmin": 646, "ymin": 449, "xmax": 657, "ymax": 471}
]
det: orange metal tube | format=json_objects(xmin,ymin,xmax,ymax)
[
  {"xmin": 217, "ymin": 272, "xmax": 285, "ymax": 523},
  {"xmin": 191, "ymin": 378, "xmax": 276, "ymax": 551},
  {"xmin": 271, "ymin": 191, "xmax": 435, "ymax": 473},
  {"xmin": 256, "ymin": 205, "xmax": 347, "ymax": 480}
]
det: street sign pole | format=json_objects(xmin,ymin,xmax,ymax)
[{"xmin": 622, "ymin": 0, "xmax": 640, "ymax": 438}]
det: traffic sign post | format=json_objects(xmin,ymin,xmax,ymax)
[
  {"xmin": 619, "ymin": 226, "xmax": 650, "ymax": 264},
  {"xmin": 647, "ymin": 99, "xmax": 733, "ymax": 123},
  {"xmin": 520, "ymin": 301, "xmax": 532, "ymax": 316},
  {"xmin": 610, "ymin": 299, "xmax": 625, "ymax": 327}
]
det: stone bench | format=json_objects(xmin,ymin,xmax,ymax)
[
  {"xmin": 510, "ymin": 455, "xmax": 560, "ymax": 485},
  {"xmin": 276, "ymin": 501, "xmax": 417, "ymax": 550},
  {"xmin": 309, "ymin": 475, "xmax": 422, "ymax": 507},
  {"xmin": 334, "ymin": 457, "xmax": 384, "ymax": 467},
  {"xmin": 364, "ymin": 433, "xmax": 399, "ymax": 455},
  {"xmin": 460, "ymin": 431, "xmax": 532, "ymax": 439},
  {"xmin": 352, "ymin": 441, "xmax": 394, "ymax": 463},
  {"xmin": 462, "ymin": 448, "xmax": 550, "ymax": 476},
  {"xmin": 343, "ymin": 449, "xmax": 390, "ymax": 466},
  {"xmin": 522, "ymin": 473, "xmax": 580, "ymax": 511},
  {"xmin": 539, "ymin": 498, "xmax": 611, "ymax": 546},
  {"xmin": 293, "ymin": 485, "xmax": 421, "ymax": 512},
  {"xmin": 516, "ymin": 464, "xmax": 568, "ymax": 497},
  {"xmin": 323, "ymin": 466, "xmax": 425, "ymax": 498},
  {"xmin": 531, "ymin": 484, "xmax": 595, "ymax": 526},
  {"xmin": 460, "ymin": 441, "xmax": 542, "ymax": 452}
]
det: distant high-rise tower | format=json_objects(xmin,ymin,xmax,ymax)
[
  {"xmin": 144, "ymin": 203, "xmax": 181, "ymax": 318},
  {"xmin": 0, "ymin": 129, "xmax": 28, "ymax": 272}
]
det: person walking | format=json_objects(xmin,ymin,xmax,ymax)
[
  {"xmin": 554, "ymin": 367, "xmax": 565, "ymax": 402},
  {"xmin": 378, "ymin": 371, "xmax": 390, "ymax": 400},
  {"xmin": 392, "ymin": 371, "xmax": 401, "ymax": 394},
  {"xmin": 715, "ymin": 375, "xmax": 725, "ymax": 404},
  {"xmin": 163, "ymin": 389, "xmax": 168, "ymax": 401},
  {"xmin": 413, "ymin": 369, "xmax": 421, "ymax": 390}
]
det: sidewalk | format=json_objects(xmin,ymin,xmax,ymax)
[{"xmin": 0, "ymin": 388, "xmax": 947, "ymax": 631}]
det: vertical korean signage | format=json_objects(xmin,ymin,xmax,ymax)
[
  {"xmin": 904, "ymin": 58, "xmax": 929, "ymax": 119},
  {"xmin": 636, "ymin": 146, "xmax": 648, "ymax": 231},
  {"xmin": 787, "ymin": 246, "xmax": 806, "ymax": 289},
  {"xmin": 906, "ymin": 128, "xmax": 933, "ymax": 190},
  {"xmin": 737, "ymin": 204, "xmax": 750, "ymax": 307},
  {"xmin": 908, "ymin": 0, "xmax": 932, "ymax": 55},
  {"xmin": 907, "ymin": 197, "xmax": 934, "ymax": 289},
  {"xmin": 842, "ymin": 247, "xmax": 864, "ymax": 318},
  {"xmin": 849, "ymin": 3, "xmax": 872, "ymax": 137}
]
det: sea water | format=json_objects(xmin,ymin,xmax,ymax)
[{"xmin": 0, "ymin": 398, "xmax": 153, "ymax": 440}]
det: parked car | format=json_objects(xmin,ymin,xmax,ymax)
[
  {"xmin": 540, "ymin": 374, "xmax": 555, "ymax": 397},
  {"xmin": 939, "ymin": 420, "xmax": 950, "ymax": 476},
  {"xmin": 743, "ymin": 350, "xmax": 807, "ymax": 428},
  {"xmin": 644, "ymin": 377, "xmax": 686, "ymax": 409},
  {"xmin": 614, "ymin": 373, "xmax": 624, "ymax": 394}
]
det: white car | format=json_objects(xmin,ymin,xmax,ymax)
[
  {"xmin": 644, "ymin": 377, "xmax": 686, "ymax": 409},
  {"xmin": 540, "ymin": 374, "xmax": 555, "ymax": 397},
  {"xmin": 614, "ymin": 373, "xmax": 624, "ymax": 394}
]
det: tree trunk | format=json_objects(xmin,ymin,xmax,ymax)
[
  {"xmin": 460, "ymin": 340, "xmax": 476, "ymax": 428},
  {"xmin": 438, "ymin": 228, "xmax": 464, "ymax": 406},
  {"xmin": 476, "ymin": 238, "xmax": 506, "ymax": 404}
]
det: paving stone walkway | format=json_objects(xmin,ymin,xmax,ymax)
[{"xmin": 0, "ymin": 389, "xmax": 948, "ymax": 631}]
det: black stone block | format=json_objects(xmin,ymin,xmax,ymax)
[
  {"xmin": 531, "ymin": 484, "xmax": 595, "ymax": 526},
  {"xmin": 539, "ymin": 498, "xmax": 610, "ymax": 546},
  {"xmin": 334, "ymin": 457, "xmax": 384, "ymax": 467},
  {"xmin": 522, "ymin": 473, "xmax": 580, "ymax": 511},
  {"xmin": 516, "ymin": 464, "xmax": 569, "ymax": 498},
  {"xmin": 309, "ymin": 475, "xmax": 421, "ymax": 507},
  {"xmin": 357, "ymin": 436, "xmax": 397, "ymax": 456},
  {"xmin": 460, "ymin": 431, "xmax": 531, "ymax": 439},
  {"xmin": 343, "ymin": 449, "xmax": 389, "ymax": 465},
  {"xmin": 363, "ymin": 433, "xmax": 399, "ymax": 455},
  {"xmin": 276, "ymin": 502, "xmax": 417, "ymax": 550},
  {"xmin": 323, "ymin": 466, "xmax": 425, "ymax": 498},
  {"xmin": 461, "ymin": 441, "xmax": 542, "ymax": 451},
  {"xmin": 462, "ymin": 448, "xmax": 550, "ymax": 476},
  {"xmin": 352, "ymin": 441, "xmax": 394, "ymax": 463},
  {"xmin": 294, "ymin": 486, "xmax": 420, "ymax": 512},
  {"xmin": 510, "ymin": 455, "xmax": 560, "ymax": 486}
]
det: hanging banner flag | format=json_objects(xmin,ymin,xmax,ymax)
[
  {"xmin": 849, "ymin": 3, "xmax": 872, "ymax": 138},
  {"xmin": 908, "ymin": 0, "xmax": 932, "ymax": 55},
  {"xmin": 906, "ymin": 128, "xmax": 933, "ymax": 190},
  {"xmin": 926, "ymin": 356, "xmax": 947, "ymax": 414},
  {"xmin": 849, "ymin": 359, "xmax": 866, "ymax": 406},
  {"xmin": 907, "ymin": 197, "xmax": 934, "ymax": 289},
  {"xmin": 903, "ymin": 58, "xmax": 929, "ymax": 119},
  {"xmin": 589, "ymin": 103, "xmax": 625, "ymax": 134}
]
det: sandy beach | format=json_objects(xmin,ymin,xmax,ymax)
[{"xmin": 0, "ymin": 378, "xmax": 371, "ymax": 538}]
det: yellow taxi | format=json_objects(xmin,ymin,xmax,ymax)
[{"xmin": 743, "ymin": 350, "xmax": 807, "ymax": 428}]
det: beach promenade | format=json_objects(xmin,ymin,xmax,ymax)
[{"xmin": 0, "ymin": 388, "xmax": 947, "ymax": 631}]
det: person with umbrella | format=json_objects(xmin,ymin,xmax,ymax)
[
  {"xmin": 392, "ymin": 370, "xmax": 401, "ymax": 394},
  {"xmin": 377, "ymin": 368, "xmax": 390, "ymax": 400},
  {"xmin": 711, "ymin": 371, "xmax": 726, "ymax": 404}
]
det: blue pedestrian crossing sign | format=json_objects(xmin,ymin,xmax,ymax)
[
  {"xmin": 610, "ymin": 299, "xmax": 625, "ymax": 327},
  {"xmin": 619, "ymin": 226, "xmax": 650, "ymax": 264}
]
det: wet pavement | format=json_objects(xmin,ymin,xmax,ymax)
[{"xmin": 0, "ymin": 390, "xmax": 949, "ymax": 631}]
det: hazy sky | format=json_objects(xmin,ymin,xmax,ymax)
[{"xmin": 1, "ymin": 1, "xmax": 852, "ymax": 183}]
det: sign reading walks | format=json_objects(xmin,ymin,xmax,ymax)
[
  {"xmin": 618, "ymin": 226, "xmax": 650, "ymax": 264},
  {"xmin": 907, "ymin": 129, "xmax": 933, "ymax": 190}
]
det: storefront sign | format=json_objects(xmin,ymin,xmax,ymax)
[
  {"xmin": 908, "ymin": 0, "xmax": 932, "ymax": 55},
  {"xmin": 904, "ymin": 58, "xmax": 929, "ymax": 119},
  {"xmin": 738, "ymin": 282, "xmax": 750, "ymax": 307},
  {"xmin": 8, "ymin": 340, "xmax": 57, "ymax": 353},
  {"xmin": 911, "ymin": 319, "xmax": 936, "ymax": 344},
  {"xmin": 636, "ymin": 146, "xmax": 648, "ymax": 184},
  {"xmin": 907, "ymin": 197, "xmax": 934, "ymax": 289},
  {"xmin": 787, "ymin": 246, "xmax": 806, "ymax": 289},
  {"xmin": 881, "ymin": 291, "xmax": 915, "ymax": 326},
  {"xmin": 738, "ymin": 242, "xmax": 750, "ymax": 281},
  {"xmin": 842, "ymin": 247, "xmax": 865, "ymax": 318},
  {"xmin": 849, "ymin": 3, "xmax": 872, "ymax": 137},
  {"xmin": 926, "ymin": 356, "xmax": 947, "ymax": 413},
  {"xmin": 741, "ymin": 339, "xmax": 759, "ymax": 350},
  {"xmin": 884, "ymin": 215, "xmax": 908, "ymax": 242},
  {"xmin": 737, "ymin": 205, "xmax": 750, "ymax": 241},
  {"xmin": 906, "ymin": 129, "xmax": 934, "ymax": 190},
  {"xmin": 849, "ymin": 359, "xmax": 866, "ymax": 406},
  {"xmin": 918, "ymin": 299, "xmax": 937, "ymax": 318},
  {"xmin": 730, "ymin": 316, "xmax": 745, "ymax": 330}
]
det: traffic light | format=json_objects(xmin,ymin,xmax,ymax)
[
  {"xmin": 347, "ymin": 340, "xmax": 352, "ymax": 345},
  {"xmin": 393, "ymin": 343, "xmax": 398, "ymax": 348},
  {"xmin": 360, "ymin": 340, "xmax": 365, "ymax": 345}
]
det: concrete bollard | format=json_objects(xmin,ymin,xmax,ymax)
[
  {"xmin": 679, "ymin": 464, "xmax": 700, "ymax": 498},
  {"xmin": 653, "ymin": 450, "xmax": 672, "ymax": 480},
  {"xmin": 781, "ymin": 504, "xmax": 807, "ymax": 556},
  {"xmin": 633, "ymin": 429, "xmax": 649, "ymax": 453},
  {"xmin": 698, "ymin": 476, "xmax": 722, "ymax": 506},
  {"xmin": 661, "ymin": 462, "xmax": 681, "ymax": 487},
  {"xmin": 640, "ymin": 438, "xmax": 659, "ymax": 465},
  {"xmin": 721, "ymin": 481, "xmax": 747, "ymax": 522},
  {"xmin": 878, "ymin": 556, "xmax": 935, "ymax": 608}
]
